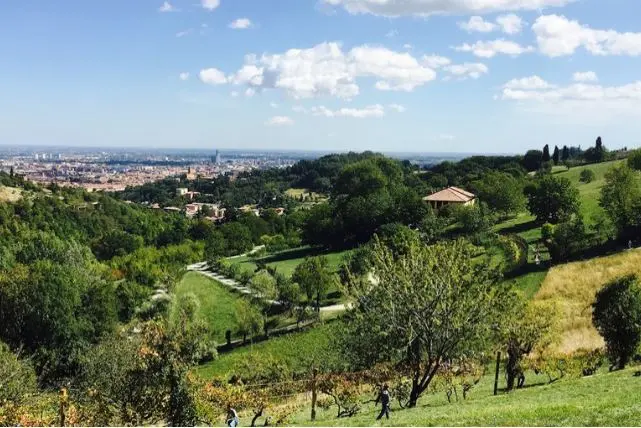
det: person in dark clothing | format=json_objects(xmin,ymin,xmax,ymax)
[{"xmin": 375, "ymin": 384, "xmax": 390, "ymax": 420}]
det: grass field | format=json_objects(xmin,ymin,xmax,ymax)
[
  {"xmin": 194, "ymin": 322, "xmax": 335, "ymax": 380},
  {"xmin": 230, "ymin": 247, "xmax": 351, "ymax": 278},
  {"xmin": 295, "ymin": 366, "xmax": 641, "ymax": 426},
  {"xmin": 534, "ymin": 247, "xmax": 641, "ymax": 354},
  {"xmin": 172, "ymin": 272, "xmax": 243, "ymax": 343},
  {"xmin": 0, "ymin": 186, "xmax": 22, "ymax": 202}
]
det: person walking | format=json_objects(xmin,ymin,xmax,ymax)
[
  {"xmin": 375, "ymin": 384, "xmax": 391, "ymax": 420},
  {"xmin": 226, "ymin": 406, "xmax": 239, "ymax": 427}
]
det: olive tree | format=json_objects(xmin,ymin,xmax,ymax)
[{"xmin": 343, "ymin": 238, "xmax": 510, "ymax": 407}]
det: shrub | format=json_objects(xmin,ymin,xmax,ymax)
[
  {"xmin": 498, "ymin": 235, "xmax": 528, "ymax": 272},
  {"xmin": 627, "ymin": 149, "xmax": 641, "ymax": 171},
  {"xmin": 592, "ymin": 275, "xmax": 641, "ymax": 370},
  {"xmin": 580, "ymin": 169, "xmax": 596, "ymax": 183}
]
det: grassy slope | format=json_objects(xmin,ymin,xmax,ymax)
[
  {"xmin": 0, "ymin": 186, "xmax": 22, "ymax": 202},
  {"xmin": 297, "ymin": 366, "xmax": 641, "ymax": 426},
  {"xmin": 195, "ymin": 323, "xmax": 334, "ymax": 380},
  {"xmin": 173, "ymin": 271, "xmax": 242, "ymax": 343},
  {"xmin": 231, "ymin": 247, "xmax": 351, "ymax": 278},
  {"xmin": 535, "ymin": 247, "xmax": 641, "ymax": 353}
]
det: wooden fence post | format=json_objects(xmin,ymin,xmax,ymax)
[
  {"xmin": 493, "ymin": 351, "xmax": 501, "ymax": 396},
  {"xmin": 311, "ymin": 368, "xmax": 318, "ymax": 421}
]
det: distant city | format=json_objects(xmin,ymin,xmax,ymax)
[{"xmin": 0, "ymin": 145, "xmax": 473, "ymax": 193}]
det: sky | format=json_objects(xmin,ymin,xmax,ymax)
[{"xmin": 1, "ymin": 0, "xmax": 640, "ymax": 154}]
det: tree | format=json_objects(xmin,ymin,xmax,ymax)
[
  {"xmin": 522, "ymin": 150, "xmax": 544, "ymax": 172},
  {"xmin": 627, "ymin": 149, "xmax": 641, "ymax": 171},
  {"xmin": 342, "ymin": 238, "xmax": 509, "ymax": 407},
  {"xmin": 580, "ymin": 169, "xmax": 596, "ymax": 183},
  {"xmin": 562, "ymin": 145, "xmax": 570, "ymax": 162},
  {"xmin": 552, "ymin": 146, "xmax": 560, "ymax": 165},
  {"xmin": 292, "ymin": 256, "xmax": 337, "ymax": 313},
  {"xmin": 599, "ymin": 164, "xmax": 641, "ymax": 239},
  {"xmin": 542, "ymin": 145, "xmax": 551, "ymax": 163},
  {"xmin": 471, "ymin": 171, "xmax": 526, "ymax": 217},
  {"xmin": 525, "ymin": 175, "xmax": 580, "ymax": 224},
  {"xmin": 542, "ymin": 217, "xmax": 587, "ymax": 263},
  {"xmin": 501, "ymin": 300, "xmax": 558, "ymax": 390},
  {"xmin": 0, "ymin": 341, "xmax": 37, "ymax": 404},
  {"xmin": 584, "ymin": 136, "xmax": 607, "ymax": 163},
  {"xmin": 592, "ymin": 275, "xmax": 641, "ymax": 370},
  {"xmin": 456, "ymin": 202, "xmax": 493, "ymax": 235},
  {"xmin": 234, "ymin": 300, "xmax": 264, "ymax": 343}
]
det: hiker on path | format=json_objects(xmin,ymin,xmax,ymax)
[
  {"xmin": 375, "ymin": 384, "xmax": 391, "ymax": 420},
  {"xmin": 226, "ymin": 406, "xmax": 239, "ymax": 427}
]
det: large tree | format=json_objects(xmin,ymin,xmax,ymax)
[
  {"xmin": 525, "ymin": 175, "xmax": 580, "ymax": 224},
  {"xmin": 592, "ymin": 275, "xmax": 641, "ymax": 370},
  {"xmin": 542, "ymin": 145, "xmax": 551, "ymax": 163},
  {"xmin": 471, "ymin": 171, "xmax": 526, "ymax": 217},
  {"xmin": 522, "ymin": 150, "xmax": 544, "ymax": 172},
  {"xmin": 552, "ymin": 146, "xmax": 560, "ymax": 165},
  {"xmin": 292, "ymin": 256, "xmax": 337, "ymax": 313},
  {"xmin": 343, "ymin": 238, "xmax": 509, "ymax": 407},
  {"xmin": 600, "ymin": 163, "xmax": 641, "ymax": 239}
]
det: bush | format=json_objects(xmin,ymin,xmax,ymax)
[
  {"xmin": 627, "ymin": 149, "xmax": 641, "ymax": 171},
  {"xmin": 498, "ymin": 235, "xmax": 528, "ymax": 272},
  {"xmin": 544, "ymin": 217, "xmax": 587, "ymax": 263},
  {"xmin": 592, "ymin": 275, "xmax": 641, "ymax": 370},
  {"xmin": 580, "ymin": 169, "xmax": 596, "ymax": 183}
]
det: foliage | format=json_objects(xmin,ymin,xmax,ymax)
[
  {"xmin": 523, "ymin": 150, "xmax": 544, "ymax": 172},
  {"xmin": 342, "ymin": 237, "xmax": 510, "ymax": 407},
  {"xmin": 497, "ymin": 235, "xmax": 529, "ymax": 272},
  {"xmin": 592, "ymin": 275, "xmax": 641, "ymax": 370},
  {"xmin": 599, "ymin": 163, "xmax": 641, "ymax": 239},
  {"xmin": 456, "ymin": 202, "xmax": 494, "ymax": 235},
  {"xmin": 525, "ymin": 174, "xmax": 580, "ymax": 224},
  {"xmin": 471, "ymin": 171, "xmax": 526, "ymax": 217},
  {"xmin": 542, "ymin": 217, "xmax": 588, "ymax": 263},
  {"xmin": 292, "ymin": 257, "xmax": 338, "ymax": 312},
  {"xmin": 0, "ymin": 342, "xmax": 37, "ymax": 404},
  {"xmin": 580, "ymin": 169, "xmax": 596, "ymax": 183},
  {"xmin": 626, "ymin": 148, "xmax": 641, "ymax": 171},
  {"xmin": 234, "ymin": 300, "xmax": 264, "ymax": 343}
]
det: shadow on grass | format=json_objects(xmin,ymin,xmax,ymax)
[
  {"xmin": 497, "ymin": 220, "xmax": 540, "ymax": 235},
  {"xmin": 258, "ymin": 246, "xmax": 331, "ymax": 264}
]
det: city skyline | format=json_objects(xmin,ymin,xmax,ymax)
[{"xmin": 1, "ymin": 0, "xmax": 640, "ymax": 153}]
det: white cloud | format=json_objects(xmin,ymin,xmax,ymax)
[
  {"xmin": 265, "ymin": 116, "xmax": 294, "ymax": 126},
  {"xmin": 245, "ymin": 88, "xmax": 256, "ymax": 97},
  {"xmin": 218, "ymin": 42, "xmax": 436, "ymax": 99},
  {"xmin": 455, "ymin": 39, "xmax": 534, "ymax": 58},
  {"xmin": 573, "ymin": 71, "xmax": 598, "ymax": 83},
  {"xmin": 422, "ymin": 55, "xmax": 451, "ymax": 68},
  {"xmin": 179, "ymin": 72, "xmax": 190, "ymax": 81},
  {"xmin": 533, "ymin": 15, "xmax": 641, "ymax": 57},
  {"xmin": 201, "ymin": 0, "xmax": 220, "ymax": 11},
  {"xmin": 176, "ymin": 29, "xmax": 192, "ymax": 38},
  {"xmin": 496, "ymin": 14, "xmax": 523, "ymax": 34},
  {"xmin": 388, "ymin": 103, "xmax": 406, "ymax": 112},
  {"xmin": 311, "ymin": 104, "xmax": 386, "ymax": 118},
  {"xmin": 385, "ymin": 29, "xmax": 399, "ymax": 38},
  {"xmin": 270, "ymin": 102, "xmax": 279, "ymax": 108},
  {"xmin": 500, "ymin": 81, "xmax": 641, "ymax": 104},
  {"xmin": 231, "ymin": 91, "xmax": 240, "ymax": 98},
  {"xmin": 199, "ymin": 68, "xmax": 227, "ymax": 85},
  {"xmin": 439, "ymin": 134, "xmax": 455, "ymax": 141},
  {"xmin": 458, "ymin": 16, "xmax": 496, "ymax": 33},
  {"xmin": 229, "ymin": 18, "xmax": 253, "ymax": 29},
  {"xmin": 503, "ymin": 75, "xmax": 555, "ymax": 90},
  {"xmin": 158, "ymin": 1, "xmax": 177, "ymax": 12},
  {"xmin": 292, "ymin": 105, "xmax": 307, "ymax": 113},
  {"xmin": 322, "ymin": 0, "xmax": 573, "ymax": 17},
  {"xmin": 443, "ymin": 62, "xmax": 489, "ymax": 79},
  {"xmin": 403, "ymin": 44, "xmax": 413, "ymax": 50}
]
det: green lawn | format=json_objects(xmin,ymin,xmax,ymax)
[
  {"xmin": 296, "ymin": 366, "xmax": 641, "ymax": 426},
  {"xmin": 555, "ymin": 160, "xmax": 623, "ymax": 223},
  {"xmin": 230, "ymin": 247, "xmax": 352, "ymax": 278},
  {"xmin": 172, "ymin": 272, "xmax": 243, "ymax": 343},
  {"xmin": 194, "ymin": 322, "xmax": 336, "ymax": 380}
]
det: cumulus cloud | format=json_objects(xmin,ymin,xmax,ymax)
[
  {"xmin": 496, "ymin": 14, "xmax": 524, "ymax": 34},
  {"xmin": 265, "ymin": 116, "xmax": 294, "ymax": 126},
  {"xmin": 229, "ymin": 18, "xmax": 253, "ymax": 29},
  {"xmin": 311, "ymin": 104, "xmax": 386, "ymax": 118},
  {"xmin": 321, "ymin": 0, "xmax": 572, "ymax": 17},
  {"xmin": 533, "ymin": 15, "xmax": 641, "ymax": 57},
  {"xmin": 216, "ymin": 42, "xmax": 436, "ymax": 99},
  {"xmin": 573, "ymin": 71, "xmax": 598, "ymax": 82},
  {"xmin": 443, "ymin": 62, "xmax": 489, "ymax": 79},
  {"xmin": 455, "ymin": 39, "xmax": 534, "ymax": 58},
  {"xmin": 388, "ymin": 103, "xmax": 406, "ymax": 112},
  {"xmin": 458, "ymin": 16, "xmax": 496, "ymax": 33},
  {"xmin": 201, "ymin": 0, "xmax": 220, "ymax": 11},
  {"xmin": 179, "ymin": 72, "xmax": 190, "ymax": 81},
  {"xmin": 199, "ymin": 68, "xmax": 227, "ymax": 85},
  {"xmin": 158, "ymin": 1, "xmax": 177, "ymax": 12},
  {"xmin": 503, "ymin": 75, "xmax": 555, "ymax": 90},
  {"xmin": 422, "ymin": 55, "xmax": 451, "ymax": 68}
]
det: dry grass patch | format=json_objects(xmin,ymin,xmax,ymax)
[
  {"xmin": 0, "ymin": 186, "xmax": 22, "ymax": 202},
  {"xmin": 534, "ymin": 248, "xmax": 641, "ymax": 353}
]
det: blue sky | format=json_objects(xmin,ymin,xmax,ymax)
[{"xmin": 1, "ymin": 0, "xmax": 640, "ymax": 154}]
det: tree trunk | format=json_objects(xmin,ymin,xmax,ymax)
[
  {"xmin": 408, "ymin": 383, "xmax": 420, "ymax": 408},
  {"xmin": 506, "ymin": 348, "xmax": 519, "ymax": 391}
]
